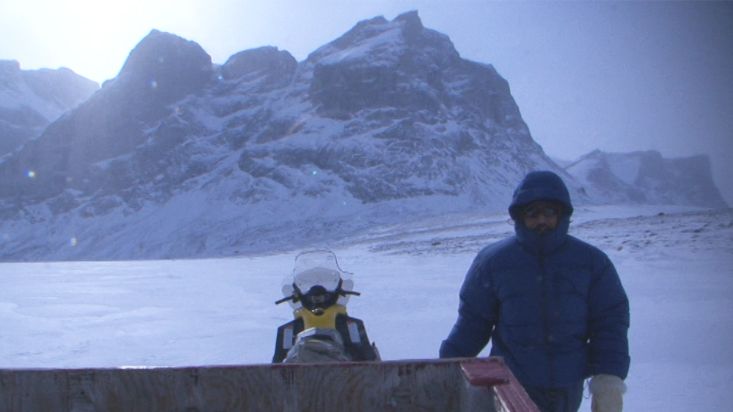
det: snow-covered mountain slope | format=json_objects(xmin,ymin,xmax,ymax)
[
  {"xmin": 0, "ymin": 12, "xmax": 576, "ymax": 261},
  {"xmin": 0, "ymin": 60, "xmax": 98, "ymax": 156},
  {"xmin": 564, "ymin": 150, "xmax": 728, "ymax": 208},
  {"xmin": 0, "ymin": 12, "xmax": 726, "ymax": 261}
]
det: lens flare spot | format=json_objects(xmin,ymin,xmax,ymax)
[
  {"xmin": 27, "ymin": 170, "xmax": 36, "ymax": 178},
  {"xmin": 70, "ymin": 237, "xmax": 78, "ymax": 247}
]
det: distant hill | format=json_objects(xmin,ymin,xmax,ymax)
[
  {"xmin": 0, "ymin": 60, "xmax": 98, "ymax": 156},
  {"xmin": 564, "ymin": 150, "xmax": 727, "ymax": 209}
]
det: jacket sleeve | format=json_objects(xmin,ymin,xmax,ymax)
[
  {"xmin": 587, "ymin": 255, "xmax": 630, "ymax": 379},
  {"xmin": 439, "ymin": 254, "xmax": 496, "ymax": 358}
]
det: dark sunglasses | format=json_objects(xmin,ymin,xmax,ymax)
[{"xmin": 523, "ymin": 205, "xmax": 562, "ymax": 219}]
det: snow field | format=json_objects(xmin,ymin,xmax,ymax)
[{"xmin": 1, "ymin": 205, "xmax": 731, "ymax": 411}]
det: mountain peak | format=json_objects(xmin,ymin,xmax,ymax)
[
  {"xmin": 305, "ymin": 11, "xmax": 470, "ymax": 117},
  {"xmin": 394, "ymin": 10, "xmax": 424, "ymax": 37},
  {"xmin": 395, "ymin": 10, "xmax": 421, "ymax": 24},
  {"xmin": 115, "ymin": 29, "xmax": 212, "ymax": 102},
  {"xmin": 220, "ymin": 46, "xmax": 296, "ymax": 83},
  {"xmin": 306, "ymin": 10, "xmax": 449, "ymax": 65}
]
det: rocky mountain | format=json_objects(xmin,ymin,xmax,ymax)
[
  {"xmin": 0, "ymin": 60, "xmax": 98, "ymax": 156},
  {"xmin": 564, "ymin": 150, "xmax": 728, "ymax": 209},
  {"xmin": 0, "ymin": 12, "xmax": 570, "ymax": 260},
  {"xmin": 0, "ymin": 12, "xmax": 724, "ymax": 261}
]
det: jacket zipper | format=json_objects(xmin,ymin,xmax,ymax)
[{"xmin": 538, "ymin": 253, "xmax": 556, "ymax": 387}]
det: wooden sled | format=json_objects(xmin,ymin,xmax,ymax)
[{"xmin": 0, "ymin": 357, "xmax": 538, "ymax": 411}]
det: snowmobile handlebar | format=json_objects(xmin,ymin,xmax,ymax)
[
  {"xmin": 274, "ymin": 289, "xmax": 361, "ymax": 305},
  {"xmin": 275, "ymin": 295, "xmax": 294, "ymax": 305}
]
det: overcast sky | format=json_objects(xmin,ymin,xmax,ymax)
[{"xmin": 1, "ymin": 0, "xmax": 731, "ymax": 203}]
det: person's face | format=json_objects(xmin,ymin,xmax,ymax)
[{"xmin": 521, "ymin": 201, "xmax": 563, "ymax": 234}]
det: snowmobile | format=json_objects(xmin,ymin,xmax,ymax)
[
  {"xmin": 272, "ymin": 250, "xmax": 380, "ymax": 363},
  {"xmin": 4, "ymin": 249, "xmax": 538, "ymax": 410}
]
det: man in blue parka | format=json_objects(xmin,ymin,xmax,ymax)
[{"xmin": 440, "ymin": 171, "xmax": 629, "ymax": 412}]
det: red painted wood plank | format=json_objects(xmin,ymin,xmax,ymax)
[
  {"xmin": 460, "ymin": 358, "xmax": 540, "ymax": 412},
  {"xmin": 460, "ymin": 358, "xmax": 510, "ymax": 386}
]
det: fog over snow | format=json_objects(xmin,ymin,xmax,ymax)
[{"xmin": 2, "ymin": 205, "xmax": 732, "ymax": 411}]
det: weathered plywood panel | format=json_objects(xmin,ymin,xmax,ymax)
[
  {"xmin": 1, "ymin": 358, "xmax": 536, "ymax": 411},
  {"xmin": 0, "ymin": 370, "xmax": 69, "ymax": 411}
]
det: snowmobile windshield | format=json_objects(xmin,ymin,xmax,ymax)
[
  {"xmin": 292, "ymin": 250, "xmax": 348, "ymax": 292},
  {"xmin": 281, "ymin": 250, "xmax": 355, "ymax": 308}
]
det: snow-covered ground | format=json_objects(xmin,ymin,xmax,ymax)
[{"xmin": 1, "ymin": 205, "xmax": 732, "ymax": 411}]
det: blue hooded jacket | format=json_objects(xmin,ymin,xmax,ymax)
[{"xmin": 440, "ymin": 171, "xmax": 630, "ymax": 388}]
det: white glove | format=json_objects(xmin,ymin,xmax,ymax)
[{"xmin": 589, "ymin": 374, "xmax": 626, "ymax": 412}]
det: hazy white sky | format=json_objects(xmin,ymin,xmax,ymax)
[{"xmin": 1, "ymin": 0, "xmax": 731, "ymax": 203}]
